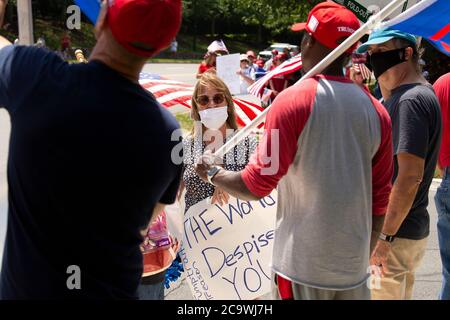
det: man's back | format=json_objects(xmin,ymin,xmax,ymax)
[
  {"xmin": 243, "ymin": 75, "xmax": 392, "ymax": 289},
  {"xmin": 0, "ymin": 46, "xmax": 181, "ymax": 299}
]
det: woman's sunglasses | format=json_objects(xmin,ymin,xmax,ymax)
[{"xmin": 196, "ymin": 93, "xmax": 225, "ymax": 106}]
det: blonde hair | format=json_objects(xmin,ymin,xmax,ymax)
[{"xmin": 190, "ymin": 72, "xmax": 238, "ymax": 135}]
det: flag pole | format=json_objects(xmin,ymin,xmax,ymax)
[
  {"xmin": 214, "ymin": 0, "xmax": 408, "ymax": 159},
  {"xmin": 17, "ymin": 0, "xmax": 34, "ymax": 45}
]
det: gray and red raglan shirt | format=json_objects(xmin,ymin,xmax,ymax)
[{"xmin": 241, "ymin": 74, "xmax": 393, "ymax": 290}]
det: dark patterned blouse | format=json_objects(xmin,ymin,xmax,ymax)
[{"xmin": 182, "ymin": 133, "xmax": 258, "ymax": 213}]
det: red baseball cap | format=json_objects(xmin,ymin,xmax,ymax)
[
  {"xmin": 291, "ymin": 2, "xmax": 360, "ymax": 53},
  {"xmin": 107, "ymin": 0, "xmax": 182, "ymax": 58}
]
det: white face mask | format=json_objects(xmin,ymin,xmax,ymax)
[{"xmin": 198, "ymin": 106, "xmax": 229, "ymax": 130}]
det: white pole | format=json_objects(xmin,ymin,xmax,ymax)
[
  {"xmin": 17, "ymin": 0, "xmax": 34, "ymax": 45},
  {"xmin": 215, "ymin": 0, "xmax": 408, "ymax": 159}
]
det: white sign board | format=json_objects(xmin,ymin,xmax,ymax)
[
  {"xmin": 180, "ymin": 192, "xmax": 277, "ymax": 300},
  {"xmin": 217, "ymin": 53, "xmax": 241, "ymax": 95},
  {"xmin": 331, "ymin": 0, "xmax": 422, "ymax": 22}
]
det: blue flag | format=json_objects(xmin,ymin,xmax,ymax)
[
  {"xmin": 74, "ymin": 0, "xmax": 101, "ymax": 25},
  {"xmin": 384, "ymin": 0, "xmax": 450, "ymax": 56}
]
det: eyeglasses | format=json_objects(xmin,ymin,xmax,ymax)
[{"xmin": 196, "ymin": 93, "xmax": 225, "ymax": 106}]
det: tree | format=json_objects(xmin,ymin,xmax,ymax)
[
  {"xmin": 234, "ymin": 0, "xmax": 318, "ymax": 43},
  {"xmin": 235, "ymin": 0, "xmax": 272, "ymax": 43}
]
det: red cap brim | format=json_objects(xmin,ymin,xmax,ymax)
[{"xmin": 291, "ymin": 22, "xmax": 306, "ymax": 32}]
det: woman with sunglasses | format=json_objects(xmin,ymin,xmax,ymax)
[{"xmin": 181, "ymin": 72, "xmax": 258, "ymax": 212}]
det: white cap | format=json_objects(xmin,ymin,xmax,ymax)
[
  {"xmin": 207, "ymin": 40, "xmax": 228, "ymax": 54},
  {"xmin": 240, "ymin": 54, "xmax": 249, "ymax": 62}
]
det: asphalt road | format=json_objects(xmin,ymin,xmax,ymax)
[{"xmin": 0, "ymin": 63, "xmax": 444, "ymax": 300}]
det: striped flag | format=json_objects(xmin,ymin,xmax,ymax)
[
  {"xmin": 248, "ymin": 54, "xmax": 302, "ymax": 99},
  {"xmin": 139, "ymin": 73, "xmax": 264, "ymax": 126},
  {"xmin": 353, "ymin": 63, "xmax": 372, "ymax": 81},
  {"xmin": 382, "ymin": 0, "xmax": 450, "ymax": 56},
  {"xmin": 351, "ymin": 53, "xmax": 372, "ymax": 81}
]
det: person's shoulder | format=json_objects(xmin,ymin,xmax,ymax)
[
  {"xmin": 398, "ymin": 83, "xmax": 434, "ymax": 100},
  {"xmin": 277, "ymin": 77, "xmax": 318, "ymax": 98},
  {"xmin": 133, "ymin": 90, "xmax": 180, "ymax": 132},
  {"xmin": 396, "ymin": 84, "xmax": 440, "ymax": 114},
  {"xmin": 1, "ymin": 45, "xmax": 62, "ymax": 65},
  {"xmin": 19, "ymin": 45, "xmax": 64, "ymax": 62},
  {"xmin": 434, "ymin": 72, "xmax": 450, "ymax": 89},
  {"xmin": 268, "ymin": 79, "xmax": 318, "ymax": 118},
  {"xmin": 158, "ymin": 103, "xmax": 180, "ymax": 130}
]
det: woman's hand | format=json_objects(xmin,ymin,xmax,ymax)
[{"xmin": 211, "ymin": 187, "xmax": 230, "ymax": 206}]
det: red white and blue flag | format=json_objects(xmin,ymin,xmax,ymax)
[
  {"xmin": 383, "ymin": 0, "xmax": 450, "ymax": 56},
  {"xmin": 139, "ymin": 73, "xmax": 264, "ymax": 127},
  {"xmin": 247, "ymin": 54, "xmax": 303, "ymax": 99}
]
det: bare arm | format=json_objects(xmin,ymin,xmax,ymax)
[
  {"xmin": 371, "ymin": 152, "xmax": 424, "ymax": 275},
  {"xmin": 195, "ymin": 157, "xmax": 262, "ymax": 201},
  {"xmin": 210, "ymin": 169, "xmax": 261, "ymax": 201},
  {"xmin": 0, "ymin": 0, "xmax": 11, "ymax": 50},
  {"xmin": 381, "ymin": 152, "xmax": 424, "ymax": 235}
]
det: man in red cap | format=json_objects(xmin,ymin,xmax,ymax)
[
  {"xmin": 195, "ymin": 1, "xmax": 393, "ymax": 300},
  {"xmin": 0, "ymin": 0, "xmax": 182, "ymax": 299}
]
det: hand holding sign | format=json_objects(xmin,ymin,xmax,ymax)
[
  {"xmin": 181, "ymin": 192, "xmax": 277, "ymax": 300},
  {"xmin": 211, "ymin": 188, "xmax": 230, "ymax": 206},
  {"xmin": 195, "ymin": 150, "xmax": 223, "ymax": 181}
]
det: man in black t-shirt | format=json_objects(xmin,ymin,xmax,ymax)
[
  {"xmin": 358, "ymin": 29, "xmax": 442, "ymax": 300},
  {"xmin": 0, "ymin": 1, "xmax": 183, "ymax": 299}
]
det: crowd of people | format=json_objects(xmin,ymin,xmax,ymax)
[
  {"xmin": 196, "ymin": 40, "xmax": 299, "ymax": 99},
  {"xmin": 0, "ymin": 0, "xmax": 449, "ymax": 301}
]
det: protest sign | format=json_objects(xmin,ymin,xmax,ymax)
[
  {"xmin": 180, "ymin": 192, "xmax": 277, "ymax": 300},
  {"xmin": 217, "ymin": 53, "xmax": 241, "ymax": 95}
]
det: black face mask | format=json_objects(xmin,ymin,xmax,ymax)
[{"xmin": 369, "ymin": 48, "xmax": 407, "ymax": 79}]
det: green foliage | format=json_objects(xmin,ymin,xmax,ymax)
[
  {"xmin": 175, "ymin": 112, "xmax": 194, "ymax": 133},
  {"xmin": 234, "ymin": 0, "xmax": 312, "ymax": 35}
]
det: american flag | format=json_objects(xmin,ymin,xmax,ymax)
[
  {"xmin": 351, "ymin": 53, "xmax": 372, "ymax": 81},
  {"xmin": 248, "ymin": 54, "xmax": 303, "ymax": 99},
  {"xmin": 139, "ymin": 73, "xmax": 264, "ymax": 127},
  {"xmin": 352, "ymin": 63, "xmax": 372, "ymax": 81}
]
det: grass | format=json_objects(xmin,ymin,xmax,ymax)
[{"xmin": 175, "ymin": 112, "xmax": 194, "ymax": 133}]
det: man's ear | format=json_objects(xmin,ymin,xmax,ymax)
[
  {"xmin": 301, "ymin": 32, "xmax": 314, "ymax": 50},
  {"xmin": 404, "ymin": 47, "xmax": 414, "ymax": 61},
  {"xmin": 95, "ymin": 0, "xmax": 108, "ymax": 39}
]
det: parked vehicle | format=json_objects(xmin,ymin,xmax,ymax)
[{"xmin": 258, "ymin": 43, "xmax": 299, "ymax": 61}]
